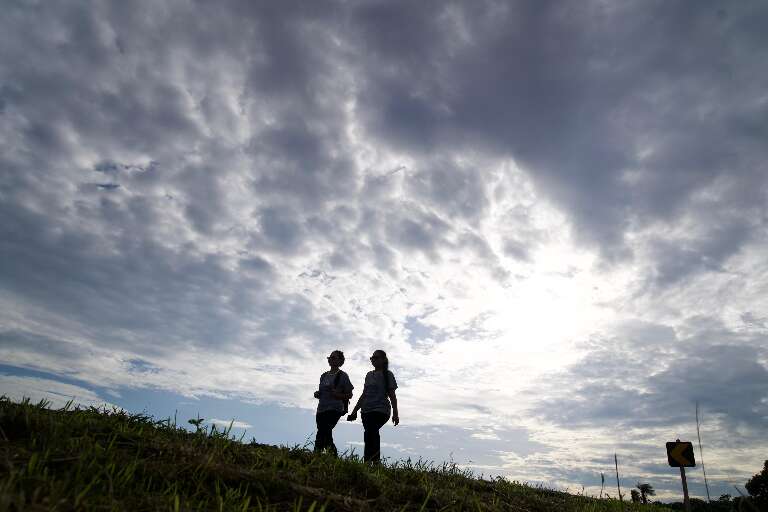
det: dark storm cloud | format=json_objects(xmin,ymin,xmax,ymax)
[
  {"xmin": 645, "ymin": 218, "xmax": 754, "ymax": 288},
  {"xmin": 247, "ymin": 118, "xmax": 358, "ymax": 210},
  {"xmin": 238, "ymin": 255, "xmax": 273, "ymax": 275},
  {"xmin": 406, "ymin": 159, "xmax": 491, "ymax": 224},
  {"xmin": 347, "ymin": 0, "xmax": 768, "ymax": 264},
  {"xmin": 0, "ymin": 187, "xmax": 252, "ymax": 352},
  {"xmin": 0, "ymin": 0, "xmax": 364, "ymax": 365},
  {"xmin": 741, "ymin": 312, "xmax": 767, "ymax": 329},
  {"xmin": 523, "ymin": 318, "xmax": 768, "ymax": 496},
  {"xmin": 0, "ymin": 182, "xmax": 352, "ymax": 359},
  {"xmin": 255, "ymin": 206, "xmax": 306, "ymax": 254},
  {"xmin": 0, "ymin": 2, "xmax": 762, "ymax": 316},
  {"xmin": 386, "ymin": 210, "xmax": 449, "ymax": 258},
  {"xmin": 532, "ymin": 319, "xmax": 768, "ymax": 438}
]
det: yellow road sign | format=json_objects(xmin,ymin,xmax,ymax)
[{"xmin": 666, "ymin": 441, "xmax": 695, "ymax": 467}]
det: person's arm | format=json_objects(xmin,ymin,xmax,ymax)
[
  {"xmin": 313, "ymin": 374, "xmax": 322, "ymax": 399},
  {"xmin": 388, "ymin": 389, "xmax": 399, "ymax": 425},
  {"xmin": 347, "ymin": 390, "xmax": 365, "ymax": 421}
]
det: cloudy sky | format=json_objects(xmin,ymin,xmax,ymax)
[{"xmin": 2, "ymin": 0, "xmax": 767, "ymax": 501}]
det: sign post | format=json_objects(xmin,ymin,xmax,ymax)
[
  {"xmin": 679, "ymin": 466, "xmax": 690, "ymax": 511},
  {"xmin": 666, "ymin": 439, "xmax": 695, "ymax": 512}
]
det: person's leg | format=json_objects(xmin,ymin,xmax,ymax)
[
  {"xmin": 326, "ymin": 411, "xmax": 343, "ymax": 456},
  {"xmin": 373, "ymin": 412, "xmax": 388, "ymax": 462},
  {"xmin": 362, "ymin": 412, "xmax": 389, "ymax": 463},
  {"xmin": 315, "ymin": 411, "xmax": 333, "ymax": 453},
  {"xmin": 361, "ymin": 412, "xmax": 375, "ymax": 462},
  {"xmin": 314, "ymin": 412, "xmax": 327, "ymax": 453}
]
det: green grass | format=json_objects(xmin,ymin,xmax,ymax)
[{"xmin": 0, "ymin": 397, "xmax": 672, "ymax": 511}]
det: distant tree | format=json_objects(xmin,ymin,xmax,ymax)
[
  {"xmin": 745, "ymin": 460, "xmax": 768, "ymax": 508},
  {"xmin": 631, "ymin": 489, "xmax": 641, "ymax": 503},
  {"xmin": 636, "ymin": 483, "xmax": 656, "ymax": 504}
]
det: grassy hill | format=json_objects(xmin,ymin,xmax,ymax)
[{"xmin": 0, "ymin": 397, "xmax": 671, "ymax": 511}]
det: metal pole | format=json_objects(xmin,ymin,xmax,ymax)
[
  {"xmin": 680, "ymin": 466, "xmax": 691, "ymax": 512},
  {"xmin": 696, "ymin": 402, "xmax": 711, "ymax": 502}
]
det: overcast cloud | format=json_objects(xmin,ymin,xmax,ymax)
[{"xmin": 1, "ymin": 0, "xmax": 767, "ymax": 500}]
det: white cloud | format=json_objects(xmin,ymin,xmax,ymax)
[
  {"xmin": 0, "ymin": 374, "xmax": 118, "ymax": 411},
  {"xmin": 207, "ymin": 418, "xmax": 253, "ymax": 430}
]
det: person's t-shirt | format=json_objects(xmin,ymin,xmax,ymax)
[
  {"xmin": 361, "ymin": 370, "xmax": 397, "ymax": 415},
  {"xmin": 317, "ymin": 370, "xmax": 354, "ymax": 414}
]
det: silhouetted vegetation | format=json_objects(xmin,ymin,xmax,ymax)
[
  {"xmin": 745, "ymin": 460, "xmax": 768, "ymax": 510},
  {"xmin": 664, "ymin": 491, "xmax": 765, "ymax": 511},
  {"xmin": 637, "ymin": 483, "xmax": 656, "ymax": 504},
  {"xmin": 0, "ymin": 397, "xmax": 674, "ymax": 511}
]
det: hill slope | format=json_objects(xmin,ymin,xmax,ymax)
[{"xmin": 0, "ymin": 397, "xmax": 669, "ymax": 511}]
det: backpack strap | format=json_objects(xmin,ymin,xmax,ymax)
[{"xmin": 332, "ymin": 370, "xmax": 350, "ymax": 414}]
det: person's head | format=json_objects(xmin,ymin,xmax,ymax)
[
  {"xmin": 327, "ymin": 350, "xmax": 345, "ymax": 369},
  {"xmin": 369, "ymin": 349, "xmax": 388, "ymax": 371}
]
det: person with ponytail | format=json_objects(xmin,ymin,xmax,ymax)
[
  {"xmin": 347, "ymin": 349, "xmax": 399, "ymax": 463},
  {"xmin": 313, "ymin": 350, "xmax": 353, "ymax": 456}
]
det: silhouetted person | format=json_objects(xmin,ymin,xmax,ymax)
[
  {"xmin": 313, "ymin": 350, "xmax": 353, "ymax": 456},
  {"xmin": 347, "ymin": 349, "xmax": 399, "ymax": 463}
]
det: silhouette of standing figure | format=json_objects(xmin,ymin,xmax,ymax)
[
  {"xmin": 313, "ymin": 350, "xmax": 353, "ymax": 456},
  {"xmin": 347, "ymin": 349, "xmax": 399, "ymax": 463}
]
